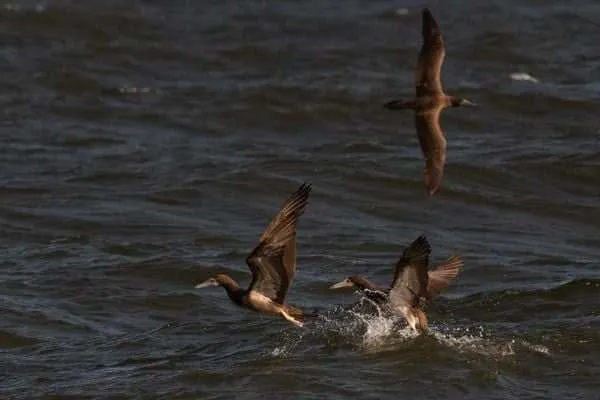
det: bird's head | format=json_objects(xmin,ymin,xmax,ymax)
[
  {"xmin": 195, "ymin": 273, "xmax": 232, "ymax": 289},
  {"xmin": 330, "ymin": 276, "xmax": 365, "ymax": 290},
  {"xmin": 451, "ymin": 97, "xmax": 476, "ymax": 107}
]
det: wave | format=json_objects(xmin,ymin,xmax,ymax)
[{"xmin": 458, "ymin": 278, "xmax": 600, "ymax": 307}]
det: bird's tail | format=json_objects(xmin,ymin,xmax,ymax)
[{"xmin": 384, "ymin": 99, "xmax": 417, "ymax": 110}]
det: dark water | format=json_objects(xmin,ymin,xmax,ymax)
[{"xmin": 1, "ymin": 0, "xmax": 599, "ymax": 398}]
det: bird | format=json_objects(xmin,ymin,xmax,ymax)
[
  {"xmin": 195, "ymin": 183, "xmax": 312, "ymax": 328},
  {"xmin": 329, "ymin": 235, "xmax": 463, "ymax": 332},
  {"xmin": 384, "ymin": 8, "xmax": 475, "ymax": 195}
]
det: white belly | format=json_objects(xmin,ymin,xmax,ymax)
[{"xmin": 247, "ymin": 291, "xmax": 280, "ymax": 315}]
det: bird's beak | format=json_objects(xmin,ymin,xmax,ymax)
[
  {"xmin": 195, "ymin": 279, "xmax": 216, "ymax": 289},
  {"xmin": 329, "ymin": 280, "xmax": 354, "ymax": 290}
]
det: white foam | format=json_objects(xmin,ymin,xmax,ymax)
[
  {"xmin": 270, "ymin": 346, "xmax": 288, "ymax": 357},
  {"xmin": 359, "ymin": 314, "xmax": 396, "ymax": 346},
  {"xmin": 432, "ymin": 327, "xmax": 516, "ymax": 357},
  {"xmin": 510, "ymin": 72, "xmax": 540, "ymax": 83},
  {"xmin": 269, "ymin": 327, "xmax": 305, "ymax": 358},
  {"xmin": 518, "ymin": 340, "xmax": 551, "ymax": 355}
]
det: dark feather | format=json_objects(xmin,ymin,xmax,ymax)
[
  {"xmin": 415, "ymin": 107, "xmax": 447, "ymax": 195},
  {"xmin": 416, "ymin": 8, "xmax": 446, "ymax": 97},
  {"xmin": 389, "ymin": 235, "xmax": 431, "ymax": 310},
  {"xmin": 246, "ymin": 183, "xmax": 311, "ymax": 304}
]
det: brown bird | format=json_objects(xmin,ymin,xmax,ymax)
[
  {"xmin": 329, "ymin": 235, "xmax": 463, "ymax": 332},
  {"xmin": 384, "ymin": 8, "xmax": 474, "ymax": 195},
  {"xmin": 195, "ymin": 183, "xmax": 312, "ymax": 328}
]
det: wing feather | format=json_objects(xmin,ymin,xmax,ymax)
[
  {"xmin": 246, "ymin": 183, "xmax": 311, "ymax": 304},
  {"xmin": 426, "ymin": 255, "xmax": 462, "ymax": 299},
  {"xmin": 415, "ymin": 8, "xmax": 446, "ymax": 97},
  {"xmin": 389, "ymin": 235, "xmax": 431, "ymax": 310},
  {"xmin": 415, "ymin": 108, "xmax": 447, "ymax": 195}
]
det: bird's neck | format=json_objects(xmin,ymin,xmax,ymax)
[
  {"xmin": 446, "ymin": 96, "xmax": 462, "ymax": 107},
  {"xmin": 218, "ymin": 277, "xmax": 244, "ymax": 306},
  {"xmin": 353, "ymin": 276, "xmax": 382, "ymax": 292}
]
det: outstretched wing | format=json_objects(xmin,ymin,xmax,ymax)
[
  {"xmin": 415, "ymin": 8, "xmax": 446, "ymax": 97},
  {"xmin": 415, "ymin": 107, "xmax": 447, "ymax": 195},
  {"xmin": 426, "ymin": 255, "xmax": 463, "ymax": 300},
  {"xmin": 246, "ymin": 183, "xmax": 311, "ymax": 304},
  {"xmin": 389, "ymin": 235, "xmax": 431, "ymax": 310}
]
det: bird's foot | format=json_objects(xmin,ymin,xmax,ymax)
[{"xmin": 281, "ymin": 310, "xmax": 304, "ymax": 328}]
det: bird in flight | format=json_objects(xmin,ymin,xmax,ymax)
[
  {"xmin": 384, "ymin": 8, "xmax": 475, "ymax": 195},
  {"xmin": 195, "ymin": 183, "xmax": 312, "ymax": 327}
]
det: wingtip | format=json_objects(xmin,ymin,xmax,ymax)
[
  {"xmin": 287, "ymin": 182, "xmax": 312, "ymax": 207},
  {"xmin": 297, "ymin": 182, "xmax": 312, "ymax": 196},
  {"xmin": 421, "ymin": 7, "xmax": 440, "ymax": 35},
  {"xmin": 416, "ymin": 234, "xmax": 431, "ymax": 247},
  {"xmin": 408, "ymin": 234, "xmax": 432, "ymax": 257},
  {"xmin": 422, "ymin": 8, "xmax": 433, "ymax": 21},
  {"xmin": 429, "ymin": 255, "xmax": 463, "ymax": 288},
  {"xmin": 423, "ymin": 168, "xmax": 442, "ymax": 196},
  {"xmin": 444, "ymin": 255, "xmax": 464, "ymax": 271},
  {"xmin": 254, "ymin": 181, "xmax": 312, "ymax": 255}
]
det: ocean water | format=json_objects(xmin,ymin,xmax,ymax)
[{"xmin": 1, "ymin": 1, "xmax": 599, "ymax": 399}]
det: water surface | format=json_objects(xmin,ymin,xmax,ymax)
[{"xmin": 1, "ymin": 1, "xmax": 599, "ymax": 399}]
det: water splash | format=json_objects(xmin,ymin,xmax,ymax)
[
  {"xmin": 360, "ymin": 314, "xmax": 396, "ymax": 346},
  {"xmin": 269, "ymin": 328, "xmax": 305, "ymax": 358},
  {"xmin": 269, "ymin": 295, "xmax": 551, "ymax": 360},
  {"xmin": 344, "ymin": 297, "xmax": 417, "ymax": 347},
  {"xmin": 269, "ymin": 297, "xmax": 416, "ymax": 356},
  {"xmin": 431, "ymin": 325, "xmax": 515, "ymax": 357},
  {"xmin": 513, "ymin": 339, "xmax": 551, "ymax": 355}
]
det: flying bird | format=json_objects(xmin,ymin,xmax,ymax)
[
  {"xmin": 195, "ymin": 183, "xmax": 312, "ymax": 328},
  {"xmin": 384, "ymin": 8, "xmax": 475, "ymax": 195},
  {"xmin": 330, "ymin": 235, "xmax": 463, "ymax": 332}
]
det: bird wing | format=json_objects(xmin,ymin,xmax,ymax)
[
  {"xmin": 246, "ymin": 183, "xmax": 311, "ymax": 304},
  {"xmin": 415, "ymin": 8, "xmax": 446, "ymax": 97},
  {"xmin": 389, "ymin": 235, "xmax": 431, "ymax": 310},
  {"xmin": 415, "ymin": 107, "xmax": 447, "ymax": 195},
  {"xmin": 426, "ymin": 255, "xmax": 463, "ymax": 300}
]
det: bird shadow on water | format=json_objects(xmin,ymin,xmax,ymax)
[{"xmin": 266, "ymin": 296, "xmax": 551, "ymax": 363}]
